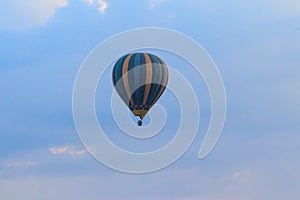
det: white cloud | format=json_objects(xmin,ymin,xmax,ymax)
[
  {"xmin": 84, "ymin": 0, "xmax": 94, "ymax": 5},
  {"xmin": 0, "ymin": 0, "xmax": 68, "ymax": 30},
  {"xmin": 230, "ymin": 168, "xmax": 256, "ymax": 184},
  {"xmin": 263, "ymin": 0, "xmax": 300, "ymax": 19},
  {"xmin": 149, "ymin": 0, "xmax": 167, "ymax": 9},
  {"xmin": 1, "ymin": 145, "xmax": 87, "ymax": 171},
  {"xmin": 48, "ymin": 145, "xmax": 87, "ymax": 156},
  {"xmin": 83, "ymin": 0, "xmax": 108, "ymax": 14},
  {"xmin": 48, "ymin": 146, "xmax": 69, "ymax": 154},
  {"xmin": 68, "ymin": 148, "xmax": 87, "ymax": 156},
  {"xmin": 186, "ymin": 0, "xmax": 300, "ymax": 20},
  {"xmin": 2, "ymin": 160, "xmax": 37, "ymax": 168},
  {"xmin": 98, "ymin": 0, "xmax": 108, "ymax": 14}
]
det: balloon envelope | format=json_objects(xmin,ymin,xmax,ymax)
[{"xmin": 112, "ymin": 53, "xmax": 168, "ymax": 120}]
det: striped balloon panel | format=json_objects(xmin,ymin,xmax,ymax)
[{"xmin": 112, "ymin": 53, "xmax": 168, "ymax": 115}]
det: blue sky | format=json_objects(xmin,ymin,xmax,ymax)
[{"xmin": 1, "ymin": 0, "xmax": 300, "ymax": 199}]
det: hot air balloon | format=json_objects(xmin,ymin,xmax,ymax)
[{"xmin": 112, "ymin": 53, "xmax": 168, "ymax": 126}]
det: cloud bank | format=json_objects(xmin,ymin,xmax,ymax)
[
  {"xmin": 84, "ymin": 0, "xmax": 108, "ymax": 14},
  {"xmin": 0, "ymin": 0, "xmax": 68, "ymax": 30},
  {"xmin": 48, "ymin": 146, "xmax": 87, "ymax": 156}
]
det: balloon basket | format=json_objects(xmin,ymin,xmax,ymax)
[{"xmin": 138, "ymin": 120, "xmax": 142, "ymax": 126}]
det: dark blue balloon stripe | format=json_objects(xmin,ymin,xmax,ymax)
[{"xmin": 112, "ymin": 53, "xmax": 168, "ymax": 117}]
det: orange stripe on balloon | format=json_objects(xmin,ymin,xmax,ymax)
[{"xmin": 122, "ymin": 54, "xmax": 134, "ymax": 106}]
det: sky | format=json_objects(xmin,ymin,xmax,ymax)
[{"xmin": 0, "ymin": 0, "xmax": 300, "ymax": 199}]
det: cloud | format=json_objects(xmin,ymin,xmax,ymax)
[
  {"xmin": 48, "ymin": 146, "xmax": 69, "ymax": 154},
  {"xmin": 83, "ymin": 0, "xmax": 108, "ymax": 14},
  {"xmin": 2, "ymin": 161, "xmax": 37, "ymax": 169},
  {"xmin": 0, "ymin": 0, "xmax": 68, "ymax": 30},
  {"xmin": 98, "ymin": 0, "xmax": 108, "ymax": 14},
  {"xmin": 48, "ymin": 146, "xmax": 87, "ymax": 156},
  {"xmin": 229, "ymin": 168, "xmax": 256, "ymax": 189},
  {"xmin": 265, "ymin": 0, "xmax": 300, "ymax": 19},
  {"xmin": 149, "ymin": 0, "xmax": 167, "ymax": 9},
  {"xmin": 186, "ymin": 0, "xmax": 300, "ymax": 20},
  {"xmin": 84, "ymin": 0, "xmax": 95, "ymax": 5}
]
